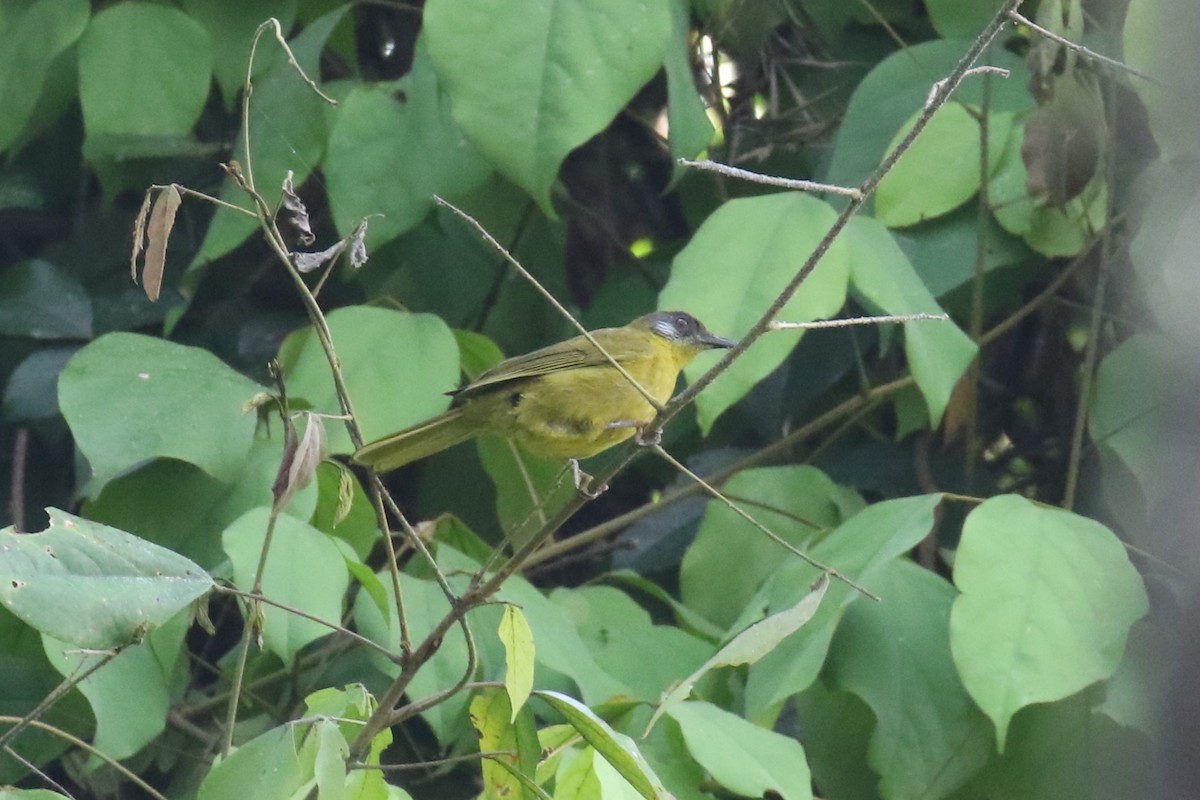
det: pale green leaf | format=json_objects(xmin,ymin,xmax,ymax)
[
  {"xmin": 669, "ymin": 700, "xmax": 812, "ymax": 800},
  {"xmin": 500, "ymin": 604, "xmax": 536, "ymax": 719},
  {"xmin": 78, "ymin": 3, "xmax": 211, "ymax": 136},
  {"xmin": 844, "ymin": 216, "xmax": 976, "ymax": 425},
  {"xmin": 659, "ymin": 193, "xmax": 850, "ymax": 432},
  {"xmin": 949, "ymin": 495, "xmax": 1149, "ymax": 750},
  {"xmin": 277, "ymin": 307, "xmax": 460, "ymax": 455},
  {"xmin": 536, "ymin": 690, "xmax": 669, "ymax": 800},
  {"xmin": 222, "ymin": 507, "xmax": 349, "ymax": 667},
  {"xmin": 469, "ymin": 689, "xmax": 541, "ymax": 800},
  {"xmin": 827, "ymin": 560, "xmax": 992, "ymax": 800},
  {"xmin": 58, "ymin": 333, "xmax": 263, "ymax": 489},
  {"xmin": 425, "ymin": 0, "xmax": 671, "ymax": 211},
  {"xmin": 0, "ymin": 509, "xmax": 212, "ymax": 649}
]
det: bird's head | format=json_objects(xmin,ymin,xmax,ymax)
[{"xmin": 636, "ymin": 311, "xmax": 736, "ymax": 364}]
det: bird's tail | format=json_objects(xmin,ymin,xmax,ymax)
[{"xmin": 353, "ymin": 407, "xmax": 476, "ymax": 472}]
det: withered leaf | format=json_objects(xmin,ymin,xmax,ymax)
[
  {"xmin": 281, "ymin": 170, "xmax": 315, "ymax": 246},
  {"xmin": 142, "ymin": 185, "xmax": 181, "ymax": 302}
]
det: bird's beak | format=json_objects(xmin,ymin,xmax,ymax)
[{"xmin": 698, "ymin": 331, "xmax": 737, "ymax": 349}]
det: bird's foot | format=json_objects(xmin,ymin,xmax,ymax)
[
  {"xmin": 571, "ymin": 458, "xmax": 607, "ymax": 499},
  {"xmin": 634, "ymin": 425, "xmax": 662, "ymax": 448}
]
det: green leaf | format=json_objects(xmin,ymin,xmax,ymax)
[
  {"xmin": 844, "ymin": 216, "xmax": 977, "ymax": 425},
  {"xmin": 827, "ymin": 559, "xmax": 993, "ymax": 800},
  {"xmin": 0, "ymin": 0, "xmax": 88, "ymax": 154},
  {"xmin": 646, "ymin": 576, "xmax": 828, "ymax": 736},
  {"xmin": 925, "ymin": 0, "xmax": 1007, "ymax": 38},
  {"xmin": 180, "ymin": 0, "xmax": 298, "ymax": 107},
  {"xmin": 551, "ymin": 585, "xmax": 710, "ymax": 703},
  {"xmin": 827, "ymin": 40, "xmax": 1030, "ymax": 190},
  {"xmin": 424, "ymin": 0, "xmax": 671, "ymax": 212},
  {"xmin": 0, "ymin": 260, "xmax": 92, "ymax": 339},
  {"xmin": 743, "ymin": 495, "xmax": 941, "ymax": 722},
  {"xmin": 4, "ymin": 347, "xmax": 80, "ymax": 421},
  {"xmin": 668, "ymin": 700, "xmax": 812, "ymax": 800},
  {"xmin": 222, "ymin": 507, "xmax": 350, "ymax": 667},
  {"xmin": 43, "ymin": 610, "xmax": 188, "ymax": 760},
  {"xmin": 949, "ymin": 495, "xmax": 1149, "ymax": 750},
  {"xmin": 536, "ymin": 690, "xmax": 669, "ymax": 800},
  {"xmin": 500, "ymin": 605, "xmax": 536, "ymax": 719},
  {"xmin": 197, "ymin": 724, "xmax": 310, "ymax": 800},
  {"xmin": 875, "ymin": 106, "xmax": 1011, "ymax": 228},
  {"xmin": 793, "ymin": 684, "xmax": 882, "ymax": 800},
  {"xmin": 988, "ymin": 120, "xmax": 1108, "ymax": 257},
  {"xmin": 325, "ymin": 44, "xmax": 491, "ymax": 248},
  {"xmin": 78, "ymin": 3, "xmax": 212, "ymax": 137},
  {"xmin": 681, "ymin": 466, "xmax": 850, "ymax": 629},
  {"xmin": 477, "ymin": 437, "xmax": 574, "ymax": 550},
  {"xmin": 1088, "ymin": 334, "xmax": 1171, "ymax": 510},
  {"xmin": 659, "ymin": 193, "xmax": 851, "ymax": 432},
  {"xmin": 277, "ymin": 306, "xmax": 460, "ymax": 455},
  {"xmin": 469, "ymin": 689, "xmax": 541, "ymax": 800},
  {"xmin": 84, "ymin": 437, "xmax": 320, "ymax": 571},
  {"xmin": 190, "ymin": 8, "xmax": 343, "ymax": 268},
  {"xmin": 664, "ymin": 0, "xmax": 715, "ymax": 180},
  {"xmin": 353, "ymin": 572, "xmax": 472, "ymax": 743},
  {"xmin": 0, "ymin": 509, "xmax": 212, "ymax": 649},
  {"xmin": 58, "ymin": 333, "xmax": 263, "ymax": 489}
]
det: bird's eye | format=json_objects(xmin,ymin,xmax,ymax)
[{"xmin": 674, "ymin": 315, "xmax": 693, "ymax": 333}]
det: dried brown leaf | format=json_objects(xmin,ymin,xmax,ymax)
[
  {"xmin": 292, "ymin": 240, "xmax": 347, "ymax": 273},
  {"xmin": 282, "ymin": 170, "xmax": 315, "ymax": 246},
  {"xmin": 143, "ymin": 185, "xmax": 181, "ymax": 302},
  {"xmin": 274, "ymin": 412, "xmax": 327, "ymax": 513},
  {"xmin": 130, "ymin": 189, "xmax": 153, "ymax": 283},
  {"xmin": 347, "ymin": 218, "xmax": 370, "ymax": 269}
]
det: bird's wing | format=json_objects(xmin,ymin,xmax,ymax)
[{"xmin": 452, "ymin": 332, "xmax": 643, "ymax": 399}]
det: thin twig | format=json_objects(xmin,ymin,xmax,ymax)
[
  {"xmin": 9, "ymin": 427, "xmax": 26, "ymax": 532},
  {"xmin": 768, "ymin": 312, "xmax": 948, "ymax": 330},
  {"xmin": 0, "ymin": 645, "xmax": 124, "ymax": 752},
  {"xmin": 677, "ymin": 159, "xmax": 862, "ymax": 199},
  {"xmin": 925, "ymin": 66, "xmax": 1010, "ymax": 109},
  {"xmin": 0, "ymin": 716, "xmax": 169, "ymax": 800},
  {"xmin": 4, "ymin": 744, "xmax": 77, "ymax": 799},
  {"xmin": 222, "ymin": 510, "xmax": 281, "ymax": 756},
  {"xmin": 150, "ymin": 183, "xmax": 258, "ymax": 217},
  {"xmin": 214, "ymin": 585, "xmax": 400, "ymax": 661},
  {"xmin": 433, "ymin": 195, "xmax": 666, "ymax": 412},
  {"xmin": 352, "ymin": 750, "xmax": 517, "ymax": 772},
  {"xmin": 649, "ymin": 444, "xmax": 879, "ymax": 599},
  {"xmin": 1009, "ymin": 9, "xmax": 1161, "ymax": 85}
]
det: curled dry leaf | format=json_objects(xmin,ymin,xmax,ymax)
[
  {"xmin": 130, "ymin": 189, "xmax": 153, "ymax": 282},
  {"xmin": 347, "ymin": 218, "xmax": 371, "ymax": 269},
  {"xmin": 273, "ymin": 411, "xmax": 328, "ymax": 513},
  {"xmin": 291, "ymin": 217, "xmax": 372, "ymax": 273},
  {"xmin": 282, "ymin": 170, "xmax": 315, "ymax": 246},
  {"xmin": 141, "ymin": 185, "xmax": 182, "ymax": 302}
]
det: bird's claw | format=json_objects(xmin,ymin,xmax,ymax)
[
  {"xmin": 634, "ymin": 425, "xmax": 662, "ymax": 448},
  {"xmin": 571, "ymin": 458, "xmax": 607, "ymax": 499}
]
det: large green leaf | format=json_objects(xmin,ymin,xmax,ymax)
[
  {"xmin": 876, "ymin": 105, "xmax": 1010, "ymax": 228},
  {"xmin": 669, "ymin": 701, "xmax": 812, "ymax": 800},
  {"xmin": 948, "ymin": 495, "xmax": 1149, "ymax": 750},
  {"xmin": 324, "ymin": 43, "xmax": 491, "ymax": 248},
  {"xmin": 197, "ymin": 724, "xmax": 311, "ymax": 800},
  {"xmin": 537, "ymin": 690, "xmax": 670, "ymax": 800},
  {"xmin": 190, "ymin": 8, "xmax": 343, "ymax": 268},
  {"xmin": 43, "ymin": 610, "xmax": 188, "ymax": 760},
  {"xmin": 0, "ymin": 260, "xmax": 92, "ymax": 339},
  {"xmin": 844, "ymin": 216, "xmax": 976, "ymax": 426},
  {"xmin": 58, "ymin": 333, "xmax": 263, "ymax": 488},
  {"xmin": 742, "ymin": 495, "xmax": 941, "ymax": 722},
  {"xmin": 222, "ymin": 507, "xmax": 349, "ymax": 667},
  {"xmin": 827, "ymin": 559, "xmax": 992, "ymax": 800},
  {"xmin": 469, "ymin": 690, "xmax": 541, "ymax": 800},
  {"xmin": 659, "ymin": 192, "xmax": 851, "ymax": 432},
  {"xmin": 278, "ymin": 306, "xmax": 460, "ymax": 455},
  {"xmin": 826, "ymin": 40, "xmax": 1030, "ymax": 191},
  {"xmin": 681, "ymin": 466, "xmax": 851, "ymax": 629},
  {"xmin": 0, "ymin": 509, "xmax": 212, "ymax": 649},
  {"xmin": 0, "ymin": 0, "xmax": 88, "ymax": 154},
  {"xmin": 78, "ymin": 3, "xmax": 211, "ymax": 137},
  {"xmin": 424, "ymin": 0, "xmax": 671, "ymax": 211},
  {"xmin": 180, "ymin": 0, "xmax": 298, "ymax": 107}
]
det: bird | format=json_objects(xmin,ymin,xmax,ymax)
[{"xmin": 353, "ymin": 310, "xmax": 735, "ymax": 472}]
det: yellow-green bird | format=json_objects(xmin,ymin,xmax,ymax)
[{"xmin": 353, "ymin": 311, "xmax": 735, "ymax": 472}]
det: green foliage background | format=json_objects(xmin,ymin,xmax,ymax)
[{"xmin": 0, "ymin": 0, "xmax": 1191, "ymax": 798}]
